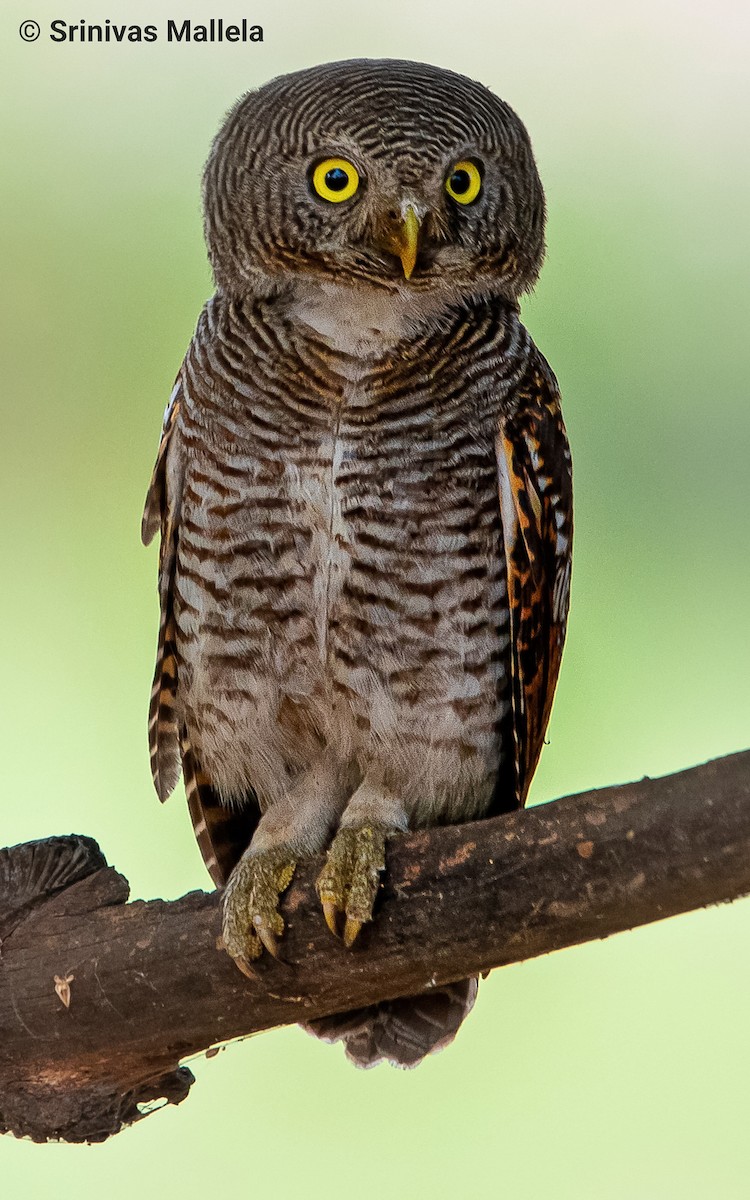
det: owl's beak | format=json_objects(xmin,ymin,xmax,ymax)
[
  {"xmin": 396, "ymin": 206, "xmax": 421, "ymax": 280},
  {"xmin": 380, "ymin": 204, "xmax": 422, "ymax": 280}
]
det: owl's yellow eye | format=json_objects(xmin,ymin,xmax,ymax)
[
  {"xmin": 445, "ymin": 160, "xmax": 482, "ymax": 205},
  {"xmin": 311, "ymin": 158, "xmax": 360, "ymax": 203}
]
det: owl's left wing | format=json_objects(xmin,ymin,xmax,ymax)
[{"xmin": 496, "ymin": 350, "xmax": 573, "ymax": 805}]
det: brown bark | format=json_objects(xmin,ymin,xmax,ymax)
[{"xmin": 0, "ymin": 749, "xmax": 748, "ymax": 1144}]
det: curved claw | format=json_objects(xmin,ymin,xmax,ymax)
[
  {"xmin": 253, "ymin": 916, "xmax": 281, "ymax": 959},
  {"xmin": 343, "ymin": 917, "xmax": 362, "ymax": 949},
  {"xmin": 321, "ymin": 897, "xmax": 340, "ymax": 938},
  {"xmin": 232, "ymin": 955, "xmax": 258, "ymax": 981}
]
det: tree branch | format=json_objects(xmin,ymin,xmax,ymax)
[{"xmin": 1, "ymin": 749, "xmax": 748, "ymax": 1143}]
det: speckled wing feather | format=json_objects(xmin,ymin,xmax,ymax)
[{"xmin": 497, "ymin": 350, "xmax": 573, "ymax": 803}]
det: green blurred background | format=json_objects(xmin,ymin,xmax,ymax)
[{"xmin": 2, "ymin": 0, "xmax": 748, "ymax": 1195}]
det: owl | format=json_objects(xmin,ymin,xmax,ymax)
[{"xmin": 142, "ymin": 59, "xmax": 572, "ymax": 1067}]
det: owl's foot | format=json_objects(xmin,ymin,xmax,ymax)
[
  {"xmin": 316, "ymin": 824, "xmax": 388, "ymax": 948},
  {"xmin": 222, "ymin": 850, "xmax": 297, "ymax": 969}
]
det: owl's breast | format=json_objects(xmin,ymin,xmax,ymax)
[{"xmin": 174, "ymin": 296, "xmax": 520, "ymax": 809}]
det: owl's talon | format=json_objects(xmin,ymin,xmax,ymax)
[
  {"xmin": 316, "ymin": 824, "xmax": 388, "ymax": 946},
  {"xmin": 222, "ymin": 850, "xmax": 297, "ymax": 968}
]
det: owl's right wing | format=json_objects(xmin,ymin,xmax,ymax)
[
  {"xmin": 496, "ymin": 349, "xmax": 573, "ymax": 805},
  {"xmin": 142, "ymin": 381, "xmax": 184, "ymax": 803},
  {"xmin": 142, "ymin": 378, "xmax": 259, "ymax": 888}
]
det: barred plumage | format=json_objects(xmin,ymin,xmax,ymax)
[{"xmin": 143, "ymin": 58, "xmax": 572, "ymax": 1067}]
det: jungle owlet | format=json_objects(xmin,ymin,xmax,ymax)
[{"xmin": 142, "ymin": 59, "xmax": 572, "ymax": 1067}]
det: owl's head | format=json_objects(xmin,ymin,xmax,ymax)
[{"xmin": 203, "ymin": 59, "xmax": 545, "ymax": 304}]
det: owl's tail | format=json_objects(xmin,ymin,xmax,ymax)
[{"xmin": 302, "ymin": 977, "xmax": 478, "ymax": 1068}]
